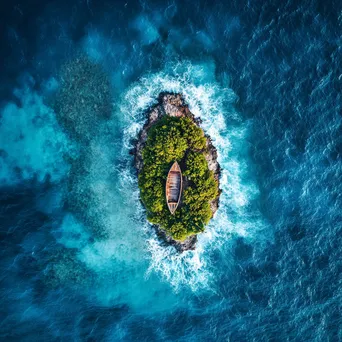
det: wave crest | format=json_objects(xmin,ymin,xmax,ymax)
[{"xmin": 119, "ymin": 61, "xmax": 268, "ymax": 290}]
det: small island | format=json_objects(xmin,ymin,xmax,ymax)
[{"xmin": 133, "ymin": 93, "xmax": 221, "ymax": 251}]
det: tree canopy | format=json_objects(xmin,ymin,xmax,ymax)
[{"xmin": 138, "ymin": 115, "xmax": 219, "ymax": 241}]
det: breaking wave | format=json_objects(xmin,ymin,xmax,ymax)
[{"xmin": 118, "ymin": 61, "xmax": 269, "ymax": 290}]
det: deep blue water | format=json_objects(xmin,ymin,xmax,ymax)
[{"xmin": 0, "ymin": 0, "xmax": 341, "ymax": 341}]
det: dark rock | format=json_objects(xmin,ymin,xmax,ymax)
[{"xmin": 154, "ymin": 225, "xmax": 197, "ymax": 252}]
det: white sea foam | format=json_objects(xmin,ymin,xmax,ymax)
[{"xmin": 118, "ymin": 60, "xmax": 269, "ymax": 291}]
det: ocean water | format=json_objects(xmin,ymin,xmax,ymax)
[{"xmin": 0, "ymin": 0, "xmax": 341, "ymax": 341}]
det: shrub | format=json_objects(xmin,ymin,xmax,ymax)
[{"xmin": 138, "ymin": 115, "xmax": 218, "ymax": 241}]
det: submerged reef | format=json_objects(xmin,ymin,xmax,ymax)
[
  {"xmin": 42, "ymin": 246, "xmax": 94, "ymax": 289},
  {"xmin": 54, "ymin": 57, "xmax": 114, "ymax": 239},
  {"xmin": 133, "ymin": 93, "xmax": 221, "ymax": 252},
  {"xmin": 54, "ymin": 56, "xmax": 112, "ymax": 143}
]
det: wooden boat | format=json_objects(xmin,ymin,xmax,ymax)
[{"xmin": 166, "ymin": 161, "xmax": 183, "ymax": 214}]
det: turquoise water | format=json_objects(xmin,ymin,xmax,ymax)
[{"xmin": 0, "ymin": 0, "xmax": 341, "ymax": 340}]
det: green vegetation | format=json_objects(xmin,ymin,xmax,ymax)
[{"xmin": 138, "ymin": 115, "xmax": 219, "ymax": 241}]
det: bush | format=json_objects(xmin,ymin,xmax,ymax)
[{"xmin": 138, "ymin": 115, "xmax": 218, "ymax": 241}]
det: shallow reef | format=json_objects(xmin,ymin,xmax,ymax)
[{"xmin": 54, "ymin": 56, "xmax": 112, "ymax": 143}]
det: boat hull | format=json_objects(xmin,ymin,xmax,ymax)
[{"xmin": 166, "ymin": 161, "xmax": 183, "ymax": 214}]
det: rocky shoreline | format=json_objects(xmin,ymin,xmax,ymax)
[{"xmin": 132, "ymin": 92, "xmax": 221, "ymax": 252}]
